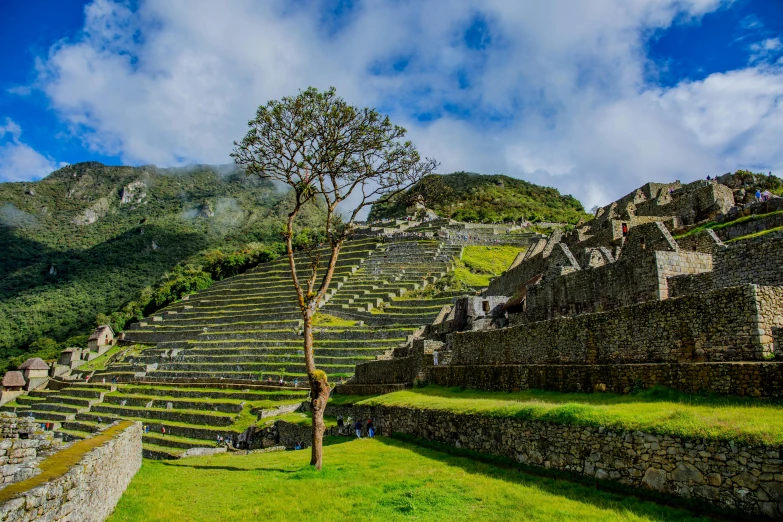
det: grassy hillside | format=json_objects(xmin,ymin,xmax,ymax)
[
  {"xmin": 368, "ymin": 172, "xmax": 589, "ymax": 224},
  {"xmin": 0, "ymin": 162, "xmax": 323, "ymax": 364}
]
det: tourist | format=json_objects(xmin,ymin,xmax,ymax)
[
  {"xmin": 102, "ymin": 377, "xmax": 106, "ymax": 384},
  {"xmin": 367, "ymin": 419, "xmax": 375, "ymax": 438},
  {"xmin": 756, "ymin": 189, "xmax": 762, "ymax": 201},
  {"xmin": 337, "ymin": 414, "xmax": 344, "ymax": 434},
  {"xmin": 216, "ymin": 434, "xmax": 221, "ymax": 446},
  {"xmin": 161, "ymin": 426, "xmax": 166, "ymax": 437},
  {"xmin": 354, "ymin": 419, "xmax": 363, "ymax": 438},
  {"xmin": 293, "ymin": 379, "xmax": 299, "ymax": 388},
  {"xmin": 433, "ymin": 349, "xmax": 439, "ymax": 366}
]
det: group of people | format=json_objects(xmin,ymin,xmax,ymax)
[
  {"xmin": 336, "ymin": 415, "xmax": 375, "ymax": 438},
  {"xmin": 215, "ymin": 434, "xmax": 237, "ymax": 448},
  {"xmin": 755, "ymin": 189, "xmax": 774, "ymax": 202},
  {"xmin": 265, "ymin": 376, "xmax": 288, "ymax": 386},
  {"xmin": 142, "ymin": 424, "xmax": 167, "ymax": 437}
]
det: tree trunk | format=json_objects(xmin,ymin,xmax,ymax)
[{"xmin": 303, "ymin": 310, "xmax": 330, "ymax": 470}]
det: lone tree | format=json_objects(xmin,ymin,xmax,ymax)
[{"xmin": 232, "ymin": 87, "xmax": 437, "ymax": 469}]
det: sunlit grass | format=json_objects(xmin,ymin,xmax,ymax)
[
  {"xmin": 109, "ymin": 437, "xmax": 713, "ymax": 522},
  {"xmin": 331, "ymin": 386, "xmax": 783, "ymax": 445}
]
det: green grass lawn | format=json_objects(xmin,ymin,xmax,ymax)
[
  {"xmin": 447, "ymin": 245, "xmax": 523, "ymax": 288},
  {"xmin": 108, "ymin": 437, "xmax": 713, "ymax": 522},
  {"xmin": 79, "ymin": 345, "xmax": 126, "ymax": 371},
  {"xmin": 331, "ymin": 386, "xmax": 783, "ymax": 445}
]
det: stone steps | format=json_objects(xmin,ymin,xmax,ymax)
[
  {"xmin": 116, "ymin": 385, "xmax": 306, "ymax": 402},
  {"xmin": 142, "ymin": 442, "xmax": 182, "ymax": 460},
  {"xmin": 133, "ymin": 354, "xmax": 377, "ymax": 365},
  {"xmin": 103, "ymin": 394, "xmax": 244, "ymax": 413},
  {"xmin": 142, "ymin": 433, "xmax": 210, "ymax": 450},
  {"xmin": 154, "ymin": 361, "xmax": 356, "ymax": 373},
  {"xmin": 75, "ymin": 412, "xmax": 240, "ymax": 442},
  {"xmin": 89, "ymin": 403, "xmax": 236, "ymax": 426}
]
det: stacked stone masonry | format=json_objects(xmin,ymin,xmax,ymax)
[
  {"xmin": 0, "ymin": 421, "xmax": 141, "ymax": 522},
  {"xmin": 326, "ymin": 404, "xmax": 783, "ymax": 518}
]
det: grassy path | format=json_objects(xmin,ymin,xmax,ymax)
[{"xmin": 109, "ymin": 437, "xmax": 713, "ymax": 521}]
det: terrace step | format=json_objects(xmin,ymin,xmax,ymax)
[
  {"xmin": 89, "ymin": 404, "xmax": 236, "ymax": 426},
  {"xmin": 142, "ymin": 433, "xmax": 213, "ymax": 450},
  {"xmin": 103, "ymin": 394, "xmax": 243, "ymax": 413},
  {"xmin": 142, "ymin": 443, "xmax": 182, "ymax": 460}
]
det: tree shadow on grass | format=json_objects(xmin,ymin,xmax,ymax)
[
  {"xmin": 371, "ymin": 436, "xmax": 729, "ymax": 522},
  {"xmin": 157, "ymin": 434, "xmax": 355, "ymax": 474}
]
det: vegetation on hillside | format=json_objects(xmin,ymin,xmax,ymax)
[
  {"xmin": 0, "ymin": 162, "xmax": 325, "ymax": 369},
  {"xmin": 108, "ymin": 438, "xmax": 710, "ymax": 521},
  {"xmin": 369, "ymin": 172, "xmax": 589, "ymax": 224}
]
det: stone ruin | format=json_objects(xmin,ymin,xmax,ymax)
[
  {"xmin": 349, "ymin": 177, "xmax": 783, "ymax": 398},
  {"xmin": 0, "ymin": 413, "xmax": 59, "ymax": 489}
]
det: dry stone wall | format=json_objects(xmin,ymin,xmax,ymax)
[
  {"xmin": 521, "ymin": 249, "xmax": 712, "ymax": 323},
  {"xmin": 331, "ymin": 403, "xmax": 783, "ymax": 518},
  {"xmin": 712, "ymin": 236, "xmax": 783, "ymax": 289},
  {"xmin": 0, "ymin": 421, "xmax": 141, "ymax": 522},
  {"xmin": 428, "ymin": 361, "xmax": 783, "ymax": 397},
  {"xmin": 0, "ymin": 415, "xmax": 59, "ymax": 489},
  {"xmin": 460, "ymin": 284, "xmax": 778, "ymax": 366}
]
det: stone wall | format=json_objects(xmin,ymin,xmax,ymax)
[
  {"xmin": 714, "ymin": 211, "xmax": 783, "ymax": 242},
  {"xmin": 428, "ymin": 361, "xmax": 783, "ymax": 397},
  {"xmin": 330, "ymin": 403, "xmax": 783, "ymax": 518},
  {"xmin": 0, "ymin": 415, "xmax": 60, "ymax": 489},
  {"xmin": 463, "ymin": 285, "xmax": 777, "ymax": 366},
  {"xmin": 520, "ymin": 248, "xmax": 712, "ymax": 323},
  {"xmin": 668, "ymin": 272, "xmax": 714, "ymax": 298},
  {"xmin": 676, "ymin": 229, "xmax": 723, "ymax": 254},
  {"xmin": 712, "ymin": 236, "xmax": 783, "ymax": 289},
  {"xmin": 353, "ymin": 355, "xmax": 420, "ymax": 385},
  {"xmin": 0, "ymin": 421, "xmax": 141, "ymax": 522}
]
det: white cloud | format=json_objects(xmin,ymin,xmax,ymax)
[
  {"xmin": 0, "ymin": 118, "xmax": 66, "ymax": 182},
  {"xmin": 749, "ymin": 38, "xmax": 783, "ymax": 63},
  {"xmin": 26, "ymin": 0, "xmax": 783, "ymax": 208}
]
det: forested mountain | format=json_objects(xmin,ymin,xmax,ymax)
[
  {"xmin": 368, "ymin": 172, "xmax": 588, "ymax": 224},
  {"xmin": 0, "ymin": 162, "xmax": 323, "ymax": 365}
]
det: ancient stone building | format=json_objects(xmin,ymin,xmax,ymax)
[
  {"xmin": 88, "ymin": 325, "xmax": 115, "ymax": 354},
  {"xmin": 350, "ymin": 177, "xmax": 783, "ymax": 398}
]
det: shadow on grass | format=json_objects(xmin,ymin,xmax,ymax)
[
  {"xmin": 158, "ymin": 435, "xmax": 354, "ymax": 474},
  {"xmin": 372, "ymin": 435, "xmax": 736, "ymax": 522}
]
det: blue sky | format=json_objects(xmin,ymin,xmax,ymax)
[{"xmin": 1, "ymin": 0, "xmax": 782, "ymax": 208}]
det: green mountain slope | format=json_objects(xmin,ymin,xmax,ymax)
[
  {"xmin": 368, "ymin": 172, "xmax": 588, "ymax": 224},
  {"xmin": 0, "ymin": 162, "xmax": 322, "ymax": 361}
]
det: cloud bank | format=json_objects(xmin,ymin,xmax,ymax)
[{"xmin": 25, "ymin": 0, "xmax": 783, "ymax": 207}]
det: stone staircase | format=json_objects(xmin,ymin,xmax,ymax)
[{"xmin": 6, "ymin": 235, "xmax": 479, "ymax": 458}]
